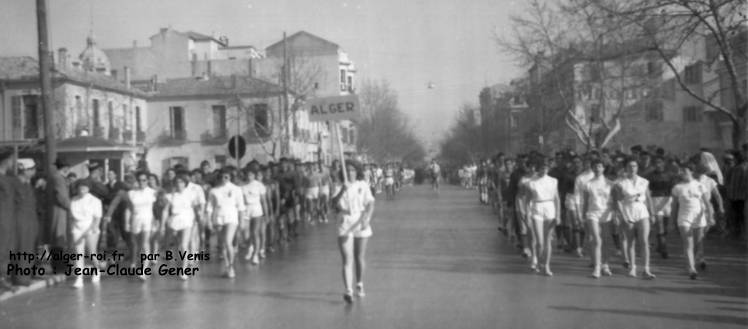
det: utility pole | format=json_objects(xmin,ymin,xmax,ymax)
[
  {"xmin": 281, "ymin": 32, "xmax": 290, "ymax": 157},
  {"xmin": 37, "ymin": 0, "xmax": 56, "ymax": 197}
]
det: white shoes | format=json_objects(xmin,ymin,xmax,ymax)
[{"xmin": 72, "ymin": 277, "xmax": 84, "ymax": 289}]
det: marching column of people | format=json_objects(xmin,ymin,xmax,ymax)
[
  {"xmin": 460, "ymin": 143, "xmax": 748, "ymax": 280},
  {"xmin": 0, "ymin": 151, "xmax": 409, "ymax": 292}
]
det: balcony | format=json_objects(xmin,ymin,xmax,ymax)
[
  {"xmin": 200, "ymin": 130, "xmax": 228, "ymax": 145},
  {"xmin": 156, "ymin": 130, "xmax": 188, "ymax": 146}
]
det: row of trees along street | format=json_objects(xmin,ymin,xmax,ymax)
[
  {"xmin": 462, "ymin": 0, "xmax": 746, "ymax": 153},
  {"xmin": 356, "ymin": 80, "xmax": 427, "ymax": 165}
]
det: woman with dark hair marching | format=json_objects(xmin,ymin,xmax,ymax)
[
  {"xmin": 126, "ymin": 171, "xmax": 159, "ymax": 280},
  {"xmin": 333, "ymin": 161, "xmax": 375, "ymax": 303},
  {"xmin": 615, "ymin": 158, "xmax": 656, "ymax": 279},
  {"xmin": 163, "ymin": 175, "xmax": 198, "ymax": 280},
  {"xmin": 524, "ymin": 158, "xmax": 560, "ymax": 276},
  {"xmin": 207, "ymin": 168, "xmax": 245, "ymax": 278},
  {"xmin": 581, "ymin": 159, "xmax": 614, "ymax": 278},
  {"xmin": 671, "ymin": 161, "xmax": 712, "ymax": 279}
]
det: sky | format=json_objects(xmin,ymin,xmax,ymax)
[{"xmin": 0, "ymin": 0, "xmax": 525, "ymax": 151}]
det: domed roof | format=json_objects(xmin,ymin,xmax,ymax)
[{"xmin": 79, "ymin": 36, "xmax": 110, "ymax": 75}]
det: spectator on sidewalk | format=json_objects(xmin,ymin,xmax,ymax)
[
  {"xmin": 0, "ymin": 149, "xmax": 17, "ymax": 291},
  {"xmin": 724, "ymin": 150, "xmax": 747, "ymax": 240},
  {"xmin": 10, "ymin": 159, "xmax": 40, "ymax": 286}
]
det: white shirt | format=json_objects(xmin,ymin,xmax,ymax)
[
  {"xmin": 672, "ymin": 180, "xmax": 706, "ymax": 222},
  {"xmin": 527, "ymin": 175, "xmax": 558, "ymax": 202},
  {"xmin": 574, "ymin": 170, "xmax": 595, "ymax": 207},
  {"xmin": 167, "ymin": 189, "xmax": 198, "ymax": 222},
  {"xmin": 617, "ymin": 176, "xmax": 650, "ymax": 221},
  {"xmin": 207, "ymin": 182, "xmax": 245, "ymax": 222},
  {"xmin": 187, "ymin": 182, "xmax": 207, "ymax": 210},
  {"xmin": 583, "ymin": 177, "xmax": 614, "ymax": 212},
  {"xmin": 242, "ymin": 180, "xmax": 267, "ymax": 208},
  {"xmin": 338, "ymin": 180, "xmax": 375, "ymax": 215},
  {"xmin": 71, "ymin": 193, "xmax": 103, "ymax": 227},
  {"xmin": 128, "ymin": 187, "xmax": 157, "ymax": 221}
]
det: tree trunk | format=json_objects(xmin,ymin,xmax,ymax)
[{"xmin": 733, "ymin": 115, "xmax": 747, "ymax": 150}]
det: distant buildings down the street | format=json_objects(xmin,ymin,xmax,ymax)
[{"xmin": 480, "ymin": 28, "xmax": 747, "ymax": 155}]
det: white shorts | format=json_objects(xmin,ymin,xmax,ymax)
[
  {"xmin": 246, "ymin": 204, "xmax": 264, "ymax": 218},
  {"xmin": 337, "ymin": 212, "xmax": 372, "ymax": 238},
  {"xmin": 305, "ymin": 187, "xmax": 319, "ymax": 199},
  {"xmin": 677, "ymin": 209, "xmax": 707, "ymax": 229},
  {"xmin": 319, "ymin": 185, "xmax": 330, "ymax": 197},
  {"xmin": 586, "ymin": 209, "xmax": 613, "ymax": 223},
  {"xmin": 71, "ymin": 220, "xmax": 96, "ymax": 242},
  {"xmin": 128, "ymin": 215, "xmax": 153, "ymax": 234},
  {"xmin": 564, "ymin": 194, "xmax": 577, "ymax": 211},
  {"xmin": 168, "ymin": 212, "xmax": 194, "ymax": 232},
  {"xmin": 214, "ymin": 212, "xmax": 239, "ymax": 226},
  {"xmin": 384, "ymin": 177, "xmax": 395, "ymax": 186},
  {"xmin": 652, "ymin": 197, "xmax": 672, "ymax": 217},
  {"xmin": 530, "ymin": 201, "xmax": 556, "ymax": 222}
]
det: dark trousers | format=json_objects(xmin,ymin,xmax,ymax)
[{"xmin": 729, "ymin": 200, "xmax": 746, "ymax": 238}]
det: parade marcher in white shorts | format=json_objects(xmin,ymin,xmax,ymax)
[
  {"xmin": 126, "ymin": 172, "xmax": 158, "ymax": 279},
  {"xmin": 333, "ymin": 161, "xmax": 375, "ymax": 303},
  {"xmin": 69, "ymin": 182, "xmax": 103, "ymax": 288},
  {"xmin": 671, "ymin": 162, "xmax": 712, "ymax": 280},
  {"xmin": 581, "ymin": 159, "xmax": 614, "ymax": 278},
  {"xmin": 242, "ymin": 166, "xmax": 268, "ymax": 265},
  {"xmin": 615, "ymin": 159, "xmax": 656, "ymax": 279},
  {"xmin": 693, "ymin": 163, "xmax": 725, "ymax": 272},
  {"xmin": 525, "ymin": 158, "xmax": 560, "ymax": 277},
  {"xmin": 163, "ymin": 175, "xmax": 199, "ymax": 280},
  {"xmin": 207, "ymin": 169, "xmax": 245, "ymax": 278}
]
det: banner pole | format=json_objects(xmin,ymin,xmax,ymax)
[{"xmin": 334, "ymin": 122, "xmax": 348, "ymax": 184}]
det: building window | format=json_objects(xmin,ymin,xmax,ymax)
[
  {"xmin": 340, "ymin": 126, "xmax": 349, "ymax": 143},
  {"xmin": 212, "ymin": 105, "xmax": 227, "ymax": 137},
  {"xmin": 214, "ymin": 155, "xmax": 227, "ymax": 168},
  {"xmin": 684, "ymin": 63, "xmax": 702, "ymax": 84},
  {"xmin": 135, "ymin": 106, "xmax": 142, "ymax": 133},
  {"xmin": 165, "ymin": 157, "xmax": 189, "ymax": 170},
  {"xmin": 347, "ymin": 76, "xmax": 353, "ymax": 92},
  {"xmin": 509, "ymin": 112, "xmax": 518, "ymax": 128},
  {"xmin": 340, "ymin": 69, "xmax": 346, "ymax": 84},
  {"xmin": 252, "ymin": 103, "xmax": 270, "ymax": 137},
  {"xmin": 169, "ymin": 106, "xmax": 186, "ymax": 139},
  {"xmin": 645, "ymin": 101, "xmax": 664, "ymax": 122},
  {"xmin": 122, "ymin": 104, "xmax": 130, "ymax": 131},
  {"xmin": 10, "ymin": 95, "xmax": 40, "ymax": 139},
  {"xmin": 348, "ymin": 128, "xmax": 355, "ymax": 144},
  {"xmin": 108, "ymin": 101, "xmax": 114, "ymax": 127},
  {"xmin": 647, "ymin": 61, "xmax": 660, "ymax": 76},
  {"xmin": 92, "ymin": 99, "xmax": 101, "ymax": 132},
  {"xmin": 683, "ymin": 105, "xmax": 702, "ymax": 122},
  {"xmin": 662, "ymin": 80, "xmax": 675, "ymax": 100},
  {"xmin": 75, "ymin": 95, "xmax": 84, "ymax": 128}
]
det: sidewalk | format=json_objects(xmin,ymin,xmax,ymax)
[{"xmin": 0, "ymin": 274, "xmax": 67, "ymax": 302}]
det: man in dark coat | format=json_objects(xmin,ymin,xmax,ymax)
[
  {"xmin": 0, "ymin": 149, "xmax": 17, "ymax": 291},
  {"xmin": 11, "ymin": 159, "xmax": 39, "ymax": 285},
  {"xmin": 49, "ymin": 158, "xmax": 71, "ymax": 271}
]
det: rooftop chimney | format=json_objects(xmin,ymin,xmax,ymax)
[
  {"xmin": 57, "ymin": 47, "xmax": 68, "ymax": 69},
  {"xmin": 124, "ymin": 66, "xmax": 131, "ymax": 89}
]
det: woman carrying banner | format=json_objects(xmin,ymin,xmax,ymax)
[{"xmin": 333, "ymin": 160, "xmax": 375, "ymax": 303}]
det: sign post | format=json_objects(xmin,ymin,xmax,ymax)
[{"xmin": 307, "ymin": 95, "xmax": 360, "ymax": 183}]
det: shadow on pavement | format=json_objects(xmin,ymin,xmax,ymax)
[{"xmin": 550, "ymin": 305, "xmax": 748, "ymax": 326}]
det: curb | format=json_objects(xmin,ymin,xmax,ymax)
[{"xmin": 0, "ymin": 275, "xmax": 67, "ymax": 302}]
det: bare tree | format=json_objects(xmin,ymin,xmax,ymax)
[
  {"xmin": 439, "ymin": 104, "xmax": 483, "ymax": 165},
  {"xmin": 357, "ymin": 80, "xmax": 426, "ymax": 163},
  {"xmin": 589, "ymin": 0, "xmax": 748, "ymax": 149},
  {"xmin": 498, "ymin": 0, "xmax": 670, "ymax": 150}
]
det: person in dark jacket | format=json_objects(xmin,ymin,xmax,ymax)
[
  {"xmin": 49, "ymin": 158, "xmax": 72, "ymax": 271},
  {"xmin": 11, "ymin": 159, "xmax": 39, "ymax": 286},
  {"xmin": 0, "ymin": 149, "xmax": 17, "ymax": 291}
]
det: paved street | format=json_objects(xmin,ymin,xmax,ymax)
[{"xmin": 1, "ymin": 185, "xmax": 747, "ymax": 329}]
